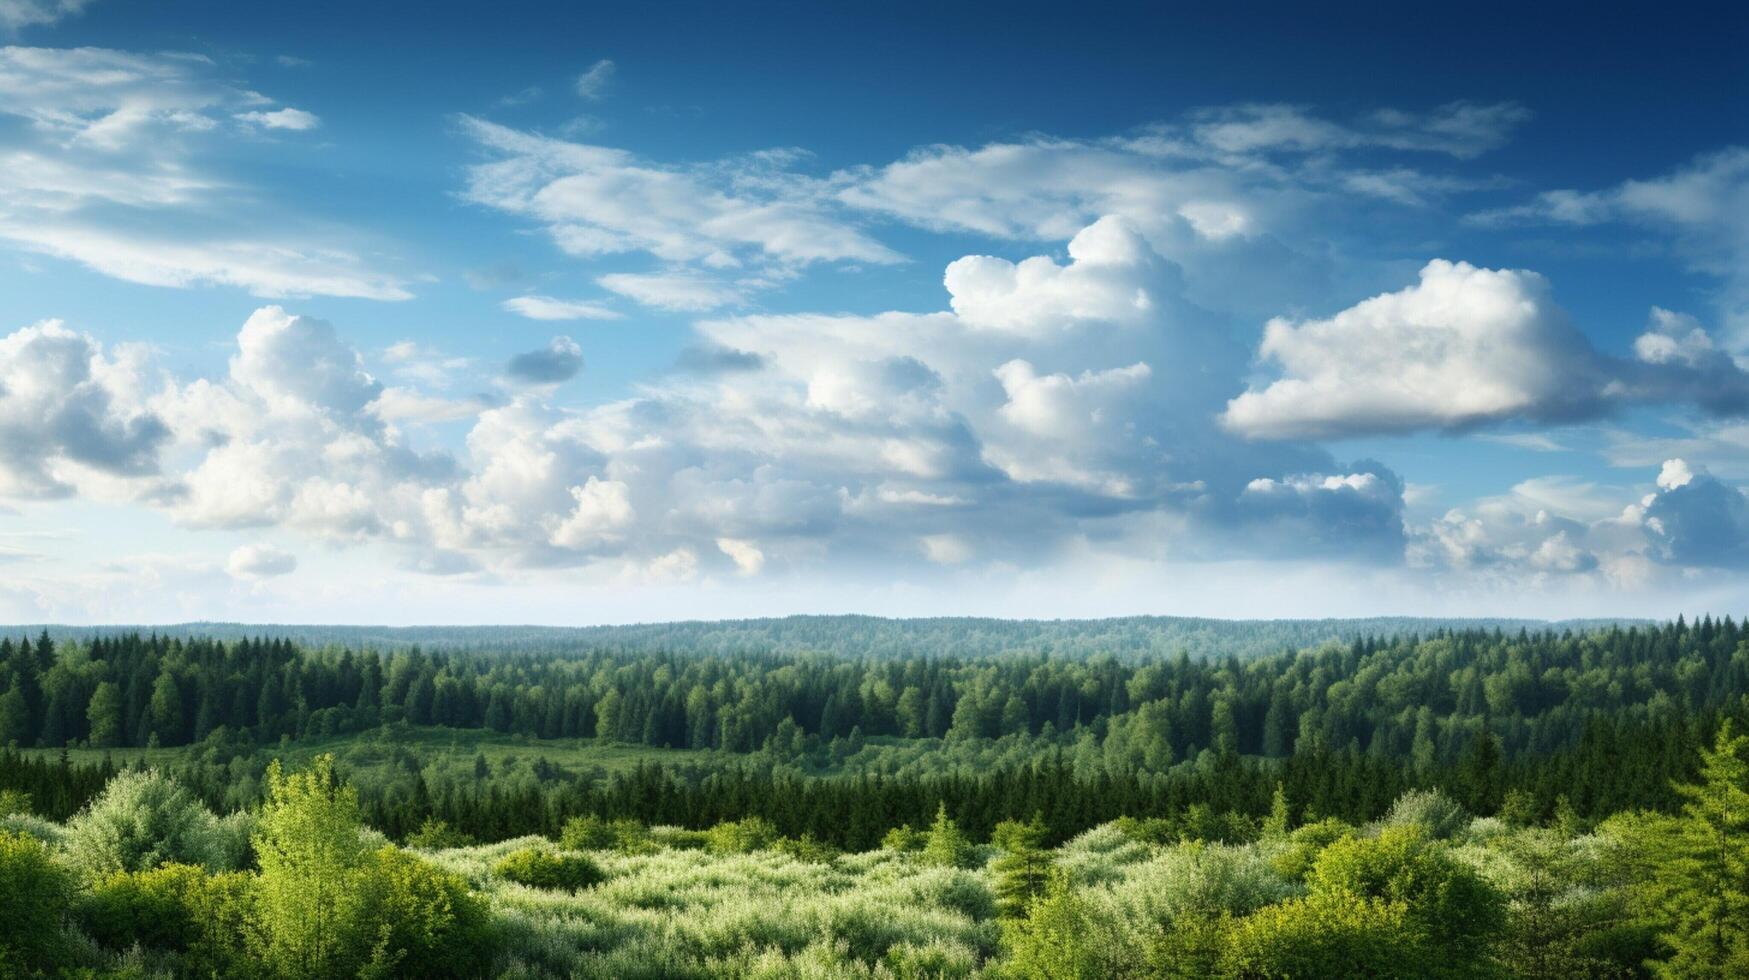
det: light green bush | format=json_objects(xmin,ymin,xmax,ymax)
[
  {"xmin": 1381, "ymin": 788, "xmax": 1471, "ymax": 840},
  {"xmin": 0, "ymin": 829, "xmax": 73, "ymax": 973},
  {"xmin": 494, "ymin": 846, "xmax": 607, "ymax": 891},
  {"xmin": 705, "ymin": 816, "xmax": 779, "ymax": 854},
  {"xmin": 64, "ymin": 769, "xmax": 230, "ymax": 877}
]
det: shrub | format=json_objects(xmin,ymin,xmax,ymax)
[
  {"xmin": 705, "ymin": 816, "xmax": 779, "ymax": 854},
  {"xmin": 560, "ymin": 814, "xmax": 649, "ymax": 853},
  {"xmin": 0, "ymin": 829, "xmax": 73, "ymax": 973},
  {"xmin": 999, "ymin": 871, "xmax": 1129, "ymax": 979},
  {"xmin": 1308, "ymin": 824, "xmax": 1506, "ymax": 965},
  {"xmin": 1381, "ymin": 788, "xmax": 1471, "ymax": 840},
  {"xmin": 405, "ymin": 817, "xmax": 475, "ymax": 850},
  {"xmin": 78, "ymin": 862, "xmax": 253, "ymax": 974},
  {"xmin": 922, "ymin": 804, "xmax": 976, "ymax": 869},
  {"xmin": 366, "ymin": 845, "xmax": 495, "ymax": 978},
  {"xmin": 0, "ymin": 788, "xmax": 29, "ymax": 816},
  {"xmin": 249, "ymin": 756, "xmax": 498, "ymax": 978},
  {"xmin": 64, "ymin": 769, "xmax": 229, "ymax": 877},
  {"xmin": 773, "ymin": 833, "xmax": 839, "ymax": 864},
  {"xmin": 494, "ymin": 847, "xmax": 606, "ymax": 891},
  {"xmin": 1269, "ymin": 817, "xmax": 1355, "ymax": 882},
  {"xmin": 1222, "ymin": 893, "xmax": 1425, "ymax": 977},
  {"xmin": 882, "ymin": 824, "xmax": 925, "ymax": 852}
]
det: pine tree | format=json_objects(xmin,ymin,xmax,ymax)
[
  {"xmin": 1640, "ymin": 723, "xmax": 1749, "ymax": 978},
  {"xmin": 922, "ymin": 802, "xmax": 974, "ymax": 868}
]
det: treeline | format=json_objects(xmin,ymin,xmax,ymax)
[
  {"xmin": 25, "ymin": 613, "xmax": 1638, "ymax": 659},
  {"xmin": 2, "ymin": 618, "xmax": 1744, "ymax": 768},
  {"xmin": 3, "ymin": 700, "xmax": 1739, "ymax": 851}
]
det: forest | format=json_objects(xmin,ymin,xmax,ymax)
[{"xmin": 1, "ymin": 616, "xmax": 1746, "ymax": 977}]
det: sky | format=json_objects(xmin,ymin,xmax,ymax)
[{"xmin": 0, "ymin": 0, "xmax": 1746, "ymax": 624}]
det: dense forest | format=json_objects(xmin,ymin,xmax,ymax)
[{"xmin": 1, "ymin": 617, "xmax": 1747, "ymax": 976}]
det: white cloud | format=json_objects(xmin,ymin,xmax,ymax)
[
  {"xmin": 226, "ymin": 543, "xmax": 296, "ymax": 578},
  {"xmin": 597, "ymin": 272, "xmax": 746, "ymax": 311},
  {"xmin": 236, "ymin": 107, "xmax": 320, "ymax": 130},
  {"xmin": 0, "ymin": 0, "xmax": 89, "ymax": 30},
  {"xmin": 1474, "ymin": 147, "xmax": 1749, "ymax": 347},
  {"xmin": 459, "ymin": 115, "xmax": 903, "ymax": 276},
  {"xmin": 505, "ymin": 336, "xmax": 583, "ymax": 384},
  {"xmin": 0, "ymin": 46, "xmax": 408, "ymax": 299},
  {"xmin": 502, "ymin": 295, "xmax": 621, "ymax": 321},
  {"xmin": 715, "ymin": 537, "xmax": 764, "ymax": 575},
  {"xmin": 574, "ymin": 59, "xmax": 615, "ymax": 100},
  {"xmin": 0, "ymin": 319, "xmax": 167, "ymax": 498},
  {"xmin": 1223, "ymin": 260, "xmax": 1749, "ymax": 439}
]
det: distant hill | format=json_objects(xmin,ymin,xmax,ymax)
[{"xmin": 8, "ymin": 614, "xmax": 1653, "ymax": 660}]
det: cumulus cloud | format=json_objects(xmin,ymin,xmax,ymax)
[
  {"xmin": 1223, "ymin": 260, "xmax": 1749, "ymax": 439},
  {"xmin": 0, "ymin": 319, "xmax": 168, "ymax": 498},
  {"xmin": 0, "ymin": 46, "xmax": 408, "ymax": 299},
  {"xmin": 505, "ymin": 336, "xmax": 583, "ymax": 384},
  {"xmin": 1641, "ymin": 459, "xmax": 1749, "ymax": 569},
  {"xmin": 502, "ymin": 295, "xmax": 620, "ymax": 321},
  {"xmin": 226, "ymin": 543, "xmax": 296, "ymax": 578}
]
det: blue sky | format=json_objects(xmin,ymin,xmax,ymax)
[{"xmin": 0, "ymin": 0, "xmax": 1745, "ymax": 623}]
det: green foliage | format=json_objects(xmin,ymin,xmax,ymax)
[
  {"xmin": 1307, "ymin": 824, "xmax": 1506, "ymax": 968},
  {"xmin": 998, "ymin": 871, "xmax": 1126, "ymax": 979},
  {"xmin": 405, "ymin": 817, "xmax": 475, "ymax": 849},
  {"xmin": 0, "ymin": 829, "xmax": 72, "ymax": 974},
  {"xmin": 772, "ymin": 832, "xmax": 839, "ymax": 864},
  {"xmin": 559, "ymin": 813, "xmax": 650, "ymax": 853},
  {"xmin": 883, "ymin": 824, "xmax": 925, "ymax": 852},
  {"xmin": 0, "ymin": 787, "xmax": 28, "ymax": 815},
  {"xmin": 1269, "ymin": 816, "xmax": 1355, "ymax": 882},
  {"xmin": 1221, "ymin": 893, "xmax": 1425, "ymax": 978},
  {"xmin": 1382, "ymin": 787, "xmax": 1471, "ymax": 840},
  {"xmin": 249, "ymin": 754, "xmax": 374, "ymax": 977},
  {"xmin": 365, "ymin": 845, "xmax": 495, "ymax": 979},
  {"xmin": 705, "ymin": 815, "xmax": 779, "ymax": 854},
  {"xmin": 494, "ymin": 846, "xmax": 606, "ymax": 891},
  {"xmin": 990, "ymin": 815, "xmax": 1052, "ymax": 918},
  {"xmin": 64, "ymin": 768, "xmax": 230, "ymax": 877},
  {"xmin": 78, "ymin": 862, "xmax": 253, "ymax": 974},
  {"xmin": 923, "ymin": 803, "xmax": 977, "ymax": 868},
  {"xmin": 249, "ymin": 754, "xmax": 497, "ymax": 978},
  {"xmin": 1627, "ymin": 723, "xmax": 1749, "ymax": 978}
]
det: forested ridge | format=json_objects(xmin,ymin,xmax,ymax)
[{"xmin": 3, "ymin": 616, "xmax": 1749, "ymax": 976}]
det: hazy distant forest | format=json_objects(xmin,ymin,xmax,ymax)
[{"xmin": 2, "ymin": 615, "xmax": 1747, "ymax": 977}]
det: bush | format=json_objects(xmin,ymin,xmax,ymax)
[
  {"xmin": 78, "ymin": 863, "xmax": 253, "ymax": 974},
  {"xmin": 773, "ymin": 833, "xmax": 839, "ymax": 864},
  {"xmin": 1222, "ymin": 894, "xmax": 1424, "ymax": 978},
  {"xmin": 249, "ymin": 756, "xmax": 498, "ymax": 978},
  {"xmin": 882, "ymin": 824, "xmax": 925, "ymax": 852},
  {"xmin": 1269, "ymin": 817, "xmax": 1355, "ymax": 882},
  {"xmin": 366, "ymin": 845, "xmax": 495, "ymax": 978},
  {"xmin": 1307, "ymin": 825, "xmax": 1505, "ymax": 966},
  {"xmin": 494, "ymin": 847, "xmax": 606, "ymax": 891},
  {"xmin": 705, "ymin": 816, "xmax": 779, "ymax": 854},
  {"xmin": 405, "ymin": 817, "xmax": 475, "ymax": 850},
  {"xmin": 559, "ymin": 814, "xmax": 649, "ymax": 853},
  {"xmin": 1381, "ymin": 788, "xmax": 1471, "ymax": 840},
  {"xmin": 0, "ymin": 829, "xmax": 73, "ymax": 973},
  {"xmin": 64, "ymin": 769, "xmax": 229, "ymax": 877},
  {"xmin": 922, "ymin": 804, "xmax": 976, "ymax": 869}
]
